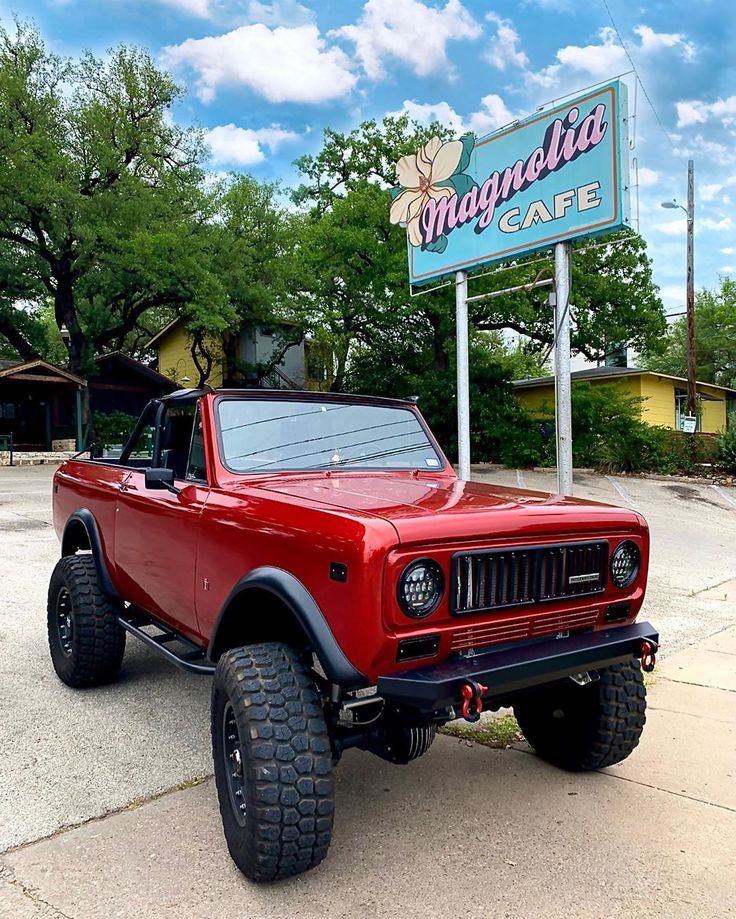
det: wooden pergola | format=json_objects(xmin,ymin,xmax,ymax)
[{"xmin": 0, "ymin": 359, "xmax": 85, "ymax": 451}]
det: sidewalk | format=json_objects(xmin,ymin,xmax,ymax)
[{"xmin": 2, "ymin": 629, "xmax": 735, "ymax": 919}]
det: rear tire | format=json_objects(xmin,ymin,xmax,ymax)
[
  {"xmin": 47, "ymin": 555, "xmax": 126, "ymax": 688},
  {"xmin": 211, "ymin": 642, "xmax": 334, "ymax": 882},
  {"xmin": 513, "ymin": 661, "xmax": 646, "ymax": 771}
]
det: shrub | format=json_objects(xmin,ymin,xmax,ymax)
[
  {"xmin": 717, "ymin": 417, "xmax": 736, "ymax": 473},
  {"xmin": 92, "ymin": 411, "xmax": 139, "ymax": 449},
  {"xmin": 596, "ymin": 424, "xmax": 669, "ymax": 473}
]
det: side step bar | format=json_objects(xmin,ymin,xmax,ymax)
[{"xmin": 118, "ymin": 609, "xmax": 215, "ymax": 675}]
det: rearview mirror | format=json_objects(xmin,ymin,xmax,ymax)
[{"xmin": 144, "ymin": 467, "xmax": 180, "ymax": 494}]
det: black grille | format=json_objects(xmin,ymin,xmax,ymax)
[{"xmin": 451, "ymin": 542, "xmax": 608, "ymax": 615}]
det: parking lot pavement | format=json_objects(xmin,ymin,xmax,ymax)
[
  {"xmin": 1, "ymin": 627, "xmax": 734, "ymax": 919},
  {"xmin": 0, "ymin": 466, "xmax": 212, "ymax": 853},
  {"xmin": 1, "ymin": 463, "xmax": 736, "ymax": 871},
  {"xmin": 476, "ymin": 466, "xmax": 736, "ymax": 654}
]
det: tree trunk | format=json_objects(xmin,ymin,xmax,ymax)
[
  {"xmin": 428, "ymin": 312, "xmax": 449, "ymax": 372},
  {"xmin": 0, "ymin": 315, "xmax": 40, "ymax": 362}
]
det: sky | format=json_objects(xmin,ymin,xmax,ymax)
[{"xmin": 2, "ymin": 0, "xmax": 735, "ymax": 316}]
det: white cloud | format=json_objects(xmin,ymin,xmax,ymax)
[
  {"xmin": 636, "ymin": 166, "xmax": 659, "ymax": 188},
  {"xmin": 721, "ymin": 265, "xmax": 735, "ymax": 274},
  {"xmin": 333, "ymin": 0, "xmax": 481, "ymax": 81},
  {"xmin": 241, "ymin": 1, "xmax": 313, "ymax": 26},
  {"xmin": 654, "ymin": 218, "xmax": 687, "ymax": 236},
  {"xmin": 676, "ymin": 95, "xmax": 736, "ymax": 128},
  {"xmin": 468, "ymin": 94, "xmax": 516, "ymax": 134},
  {"xmin": 528, "ymin": 25, "xmax": 696, "ymax": 91},
  {"xmin": 633, "ymin": 25, "xmax": 695, "ymax": 61},
  {"xmin": 700, "ymin": 183, "xmax": 724, "ymax": 202},
  {"xmin": 484, "ymin": 13, "xmax": 528, "ymax": 71},
  {"xmin": 676, "ymin": 101, "xmax": 707, "ymax": 127},
  {"xmin": 721, "ymin": 247, "xmax": 735, "ymax": 255},
  {"xmin": 395, "ymin": 93, "xmax": 516, "ymax": 136},
  {"xmin": 659, "ymin": 284, "xmax": 686, "ymax": 310},
  {"xmin": 555, "ymin": 27, "xmax": 626, "ymax": 77},
  {"xmin": 157, "ymin": 0, "xmax": 211, "ymax": 16},
  {"xmin": 152, "ymin": 0, "xmax": 312, "ymax": 23},
  {"xmin": 204, "ymin": 123, "xmax": 299, "ymax": 166},
  {"xmin": 161, "ymin": 24, "xmax": 356, "ymax": 103},
  {"xmin": 700, "ymin": 216, "xmax": 734, "ymax": 232},
  {"xmin": 672, "ymin": 135, "xmax": 736, "ymax": 166}
]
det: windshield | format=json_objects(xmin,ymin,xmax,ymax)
[{"xmin": 217, "ymin": 398, "xmax": 444, "ymax": 473}]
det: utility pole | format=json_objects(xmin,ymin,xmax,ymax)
[
  {"xmin": 662, "ymin": 160, "xmax": 696, "ymax": 458},
  {"xmin": 686, "ymin": 160, "xmax": 697, "ymax": 452}
]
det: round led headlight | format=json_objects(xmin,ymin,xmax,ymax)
[
  {"xmin": 397, "ymin": 559, "xmax": 444, "ymax": 618},
  {"xmin": 610, "ymin": 540, "xmax": 640, "ymax": 589}
]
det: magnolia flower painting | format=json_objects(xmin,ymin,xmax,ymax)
[{"xmin": 389, "ymin": 134, "xmax": 475, "ymax": 252}]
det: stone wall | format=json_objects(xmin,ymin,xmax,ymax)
[{"xmin": 0, "ymin": 451, "xmax": 75, "ymax": 467}]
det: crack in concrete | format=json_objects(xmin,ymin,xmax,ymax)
[
  {"xmin": 508, "ymin": 748, "xmax": 736, "ymax": 814},
  {"xmin": 0, "ymin": 862, "xmax": 76, "ymax": 919},
  {"xmin": 1, "ymin": 774, "xmax": 212, "ymax": 858},
  {"xmin": 599, "ymin": 772, "xmax": 736, "ymax": 815},
  {"xmin": 659, "ymin": 676, "xmax": 736, "ymax": 695},
  {"xmin": 648, "ymin": 704, "xmax": 736, "ymax": 725}
]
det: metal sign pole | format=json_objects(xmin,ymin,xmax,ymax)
[
  {"xmin": 554, "ymin": 242, "xmax": 573, "ymax": 496},
  {"xmin": 455, "ymin": 270, "xmax": 471, "ymax": 480}
]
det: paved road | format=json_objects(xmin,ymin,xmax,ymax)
[
  {"xmin": 2, "ymin": 626, "xmax": 734, "ymax": 919},
  {"xmin": 1, "ymin": 464, "xmax": 735, "ymax": 859}
]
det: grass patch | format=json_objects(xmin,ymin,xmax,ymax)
[{"xmin": 440, "ymin": 714, "xmax": 523, "ymax": 749}]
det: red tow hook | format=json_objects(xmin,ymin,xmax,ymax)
[
  {"xmin": 460, "ymin": 680, "xmax": 488, "ymax": 723},
  {"xmin": 640, "ymin": 640, "xmax": 657, "ymax": 673}
]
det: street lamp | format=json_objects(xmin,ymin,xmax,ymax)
[{"xmin": 661, "ymin": 159, "xmax": 696, "ymax": 447}]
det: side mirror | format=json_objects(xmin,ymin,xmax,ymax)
[{"xmin": 144, "ymin": 467, "xmax": 181, "ymax": 494}]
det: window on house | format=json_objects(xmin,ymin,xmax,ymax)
[{"xmin": 675, "ymin": 390, "xmax": 700, "ymax": 432}]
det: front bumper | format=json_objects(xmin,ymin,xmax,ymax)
[{"xmin": 377, "ymin": 621, "xmax": 659, "ymax": 714}]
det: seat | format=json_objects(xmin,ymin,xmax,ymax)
[{"xmin": 160, "ymin": 414, "xmax": 193, "ymax": 481}]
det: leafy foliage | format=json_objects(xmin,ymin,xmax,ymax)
[
  {"xmin": 717, "ymin": 418, "xmax": 736, "ymax": 473},
  {"xmin": 639, "ymin": 277, "xmax": 736, "ymax": 388},
  {"xmin": 0, "ymin": 21, "xmax": 226, "ymax": 382},
  {"xmin": 92, "ymin": 410, "xmax": 138, "ymax": 449}
]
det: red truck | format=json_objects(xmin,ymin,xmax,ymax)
[{"xmin": 49, "ymin": 388, "xmax": 657, "ymax": 881}]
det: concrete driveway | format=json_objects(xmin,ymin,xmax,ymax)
[{"xmin": 1, "ymin": 464, "xmax": 735, "ymax": 918}]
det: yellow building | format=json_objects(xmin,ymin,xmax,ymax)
[
  {"xmin": 513, "ymin": 367, "xmax": 736, "ymax": 434},
  {"xmin": 146, "ymin": 318, "xmax": 330, "ymax": 390}
]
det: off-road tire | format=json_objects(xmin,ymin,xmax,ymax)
[
  {"xmin": 513, "ymin": 660, "xmax": 647, "ymax": 771},
  {"xmin": 211, "ymin": 642, "xmax": 334, "ymax": 882},
  {"xmin": 47, "ymin": 555, "xmax": 126, "ymax": 688}
]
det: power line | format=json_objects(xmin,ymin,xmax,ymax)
[{"xmin": 600, "ymin": 0, "xmax": 677, "ymax": 153}]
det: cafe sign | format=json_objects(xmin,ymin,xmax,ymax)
[{"xmin": 390, "ymin": 80, "xmax": 630, "ymax": 285}]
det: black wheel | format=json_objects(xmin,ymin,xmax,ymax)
[
  {"xmin": 47, "ymin": 555, "xmax": 126, "ymax": 688},
  {"xmin": 211, "ymin": 642, "xmax": 334, "ymax": 882},
  {"xmin": 513, "ymin": 661, "xmax": 647, "ymax": 771}
]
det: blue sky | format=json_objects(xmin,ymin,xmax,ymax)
[{"xmin": 2, "ymin": 0, "xmax": 735, "ymax": 315}]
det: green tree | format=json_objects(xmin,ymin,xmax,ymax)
[
  {"xmin": 208, "ymin": 175, "xmax": 302, "ymax": 386},
  {"xmin": 639, "ymin": 277, "xmax": 736, "ymax": 388},
  {"xmin": 0, "ymin": 20, "xmax": 229, "ymax": 385}
]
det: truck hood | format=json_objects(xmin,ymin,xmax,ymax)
[{"xmin": 247, "ymin": 473, "xmax": 643, "ymax": 546}]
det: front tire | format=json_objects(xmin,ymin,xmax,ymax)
[
  {"xmin": 513, "ymin": 661, "xmax": 647, "ymax": 771},
  {"xmin": 47, "ymin": 555, "xmax": 126, "ymax": 688},
  {"xmin": 211, "ymin": 642, "xmax": 334, "ymax": 882}
]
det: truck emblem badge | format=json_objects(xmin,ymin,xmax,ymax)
[{"xmin": 568, "ymin": 572, "xmax": 599, "ymax": 584}]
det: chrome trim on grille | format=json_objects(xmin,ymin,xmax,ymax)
[{"xmin": 451, "ymin": 541, "xmax": 608, "ymax": 615}]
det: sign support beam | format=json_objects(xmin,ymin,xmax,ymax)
[
  {"xmin": 553, "ymin": 242, "xmax": 573, "ymax": 496},
  {"xmin": 455, "ymin": 269, "xmax": 471, "ymax": 481}
]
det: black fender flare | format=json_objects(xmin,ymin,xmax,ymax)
[
  {"xmin": 208, "ymin": 566, "xmax": 366, "ymax": 688},
  {"xmin": 61, "ymin": 508, "xmax": 120, "ymax": 600}
]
